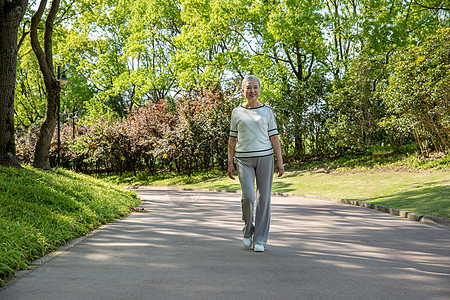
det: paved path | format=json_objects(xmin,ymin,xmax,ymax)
[{"xmin": 1, "ymin": 188, "xmax": 449, "ymax": 299}]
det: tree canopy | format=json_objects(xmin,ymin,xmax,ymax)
[{"xmin": 12, "ymin": 0, "xmax": 450, "ymax": 171}]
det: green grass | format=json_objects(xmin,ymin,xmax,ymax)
[
  {"xmin": 93, "ymin": 168, "xmax": 226, "ymax": 186},
  {"xmin": 99, "ymin": 153, "xmax": 450, "ymax": 219},
  {"xmin": 181, "ymin": 169, "xmax": 449, "ymax": 218},
  {"xmin": 287, "ymin": 149, "xmax": 450, "ymax": 171},
  {"xmin": 0, "ymin": 166, "xmax": 140, "ymax": 286}
]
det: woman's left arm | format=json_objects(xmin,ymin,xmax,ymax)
[{"xmin": 270, "ymin": 135, "xmax": 285, "ymax": 177}]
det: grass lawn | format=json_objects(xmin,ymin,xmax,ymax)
[
  {"xmin": 182, "ymin": 169, "xmax": 450, "ymax": 218},
  {"xmin": 0, "ymin": 166, "xmax": 140, "ymax": 286},
  {"xmin": 103, "ymin": 167, "xmax": 450, "ymax": 219}
]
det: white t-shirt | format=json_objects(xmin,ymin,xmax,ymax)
[{"xmin": 229, "ymin": 104, "xmax": 279, "ymax": 158}]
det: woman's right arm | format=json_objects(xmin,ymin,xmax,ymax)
[{"xmin": 228, "ymin": 137, "xmax": 237, "ymax": 179}]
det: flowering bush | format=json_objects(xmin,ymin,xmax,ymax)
[{"xmin": 16, "ymin": 89, "xmax": 237, "ymax": 174}]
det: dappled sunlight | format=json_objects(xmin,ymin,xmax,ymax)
[
  {"xmin": 266, "ymin": 194, "xmax": 450, "ymax": 296},
  {"xmin": 4, "ymin": 188, "xmax": 446, "ymax": 299},
  {"xmin": 315, "ymin": 259, "xmax": 365, "ymax": 269},
  {"xmin": 87, "ymin": 242, "xmax": 170, "ymax": 247},
  {"xmin": 384, "ymin": 272, "xmax": 442, "ymax": 283},
  {"xmin": 271, "ymin": 181, "xmax": 297, "ymax": 193},
  {"xmin": 396, "ymin": 267, "xmax": 450, "ymax": 277},
  {"xmin": 83, "ymin": 252, "xmax": 112, "ymax": 261}
]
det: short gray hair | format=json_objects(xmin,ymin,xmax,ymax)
[{"xmin": 242, "ymin": 75, "xmax": 261, "ymax": 88}]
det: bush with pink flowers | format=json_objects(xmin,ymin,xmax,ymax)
[{"xmin": 16, "ymin": 89, "xmax": 238, "ymax": 175}]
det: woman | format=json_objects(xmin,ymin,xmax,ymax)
[{"xmin": 228, "ymin": 75, "xmax": 284, "ymax": 252}]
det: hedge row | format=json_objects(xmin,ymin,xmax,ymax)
[{"xmin": 16, "ymin": 90, "xmax": 236, "ymax": 175}]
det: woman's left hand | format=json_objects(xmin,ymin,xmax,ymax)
[{"xmin": 276, "ymin": 161, "xmax": 285, "ymax": 177}]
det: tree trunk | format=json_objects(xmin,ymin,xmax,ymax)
[
  {"xmin": 30, "ymin": 0, "xmax": 62, "ymax": 169},
  {"xmin": 293, "ymin": 128, "xmax": 304, "ymax": 159},
  {"xmin": 292, "ymin": 86, "xmax": 305, "ymax": 159},
  {"xmin": 33, "ymin": 90, "xmax": 59, "ymax": 169},
  {"xmin": 0, "ymin": 0, "xmax": 28, "ymax": 168}
]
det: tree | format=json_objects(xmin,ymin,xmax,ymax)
[
  {"xmin": 14, "ymin": 56, "xmax": 47, "ymax": 129},
  {"xmin": 31, "ymin": 0, "xmax": 64, "ymax": 169},
  {"xmin": 0, "ymin": 0, "xmax": 28, "ymax": 168},
  {"xmin": 61, "ymin": 0, "xmax": 183, "ymax": 119},
  {"xmin": 249, "ymin": 0, "xmax": 325, "ymax": 158},
  {"xmin": 327, "ymin": 52, "xmax": 387, "ymax": 151},
  {"xmin": 383, "ymin": 28, "xmax": 450, "ymax": 155},
  {"xmin": 174, "ymin": 0, "xmax": 327, "ymax": 158}
]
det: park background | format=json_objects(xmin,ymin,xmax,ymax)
[
  {"xmin": 11, "ymin": 0, "xmax": 450, "ymax": 172},
  {"xmin": 1, "ymin": 0, "xmax": 449, "ymax": 287}
]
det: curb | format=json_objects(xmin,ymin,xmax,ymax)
[
  {"xmin": 273, "ymin": 191, "xmax": 449, "ymax": 231},
  {"xmin": 1, "ymin": 233, "xmax": 92, "ymax": 289},
  {"xmin": 127, "ymin": 186, "xmax": 450, "ymax": 231},
  {"xmin": 274, "ymin": 192, "xmax": 450, "ymax": 231},
  {"xmin": 335, "ymin": 198, "xmax": 449, "ymax": 231}
]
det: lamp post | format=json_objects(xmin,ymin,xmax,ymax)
[
  {"xmin": 66, "ymin": 107, "xmax": 79, "ymax": 171},
  {"xmin": 66, "ymin": 108, "xmax": 79, "ymax": 139},
  {"xmin": 57, "ymin": 66, "xmax": 69, "ymax": 167}
]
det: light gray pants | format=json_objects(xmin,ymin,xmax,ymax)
[{"xmin": 236, "ymin": 155, "xmax": 274, "ymax": 246}]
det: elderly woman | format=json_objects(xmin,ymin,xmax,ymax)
[{"xmin": 228, "ymin": 75, "xmax": 284, "ymax": 252}]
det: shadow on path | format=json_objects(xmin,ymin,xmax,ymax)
[{"xmin": 0, "ymin": 189, "xmax": 449, "ymax": 300}]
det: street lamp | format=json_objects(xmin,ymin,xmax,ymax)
[
  {"xmin": 57, "ymin": 66, "xmax": 69, "ymax": 167},
  {"xmin": 66, "ymin": 108, "xmax": 79, "ymax": 171},
  {"xmin": 66, "ymin": 108, "xmax": 79, "ymax": 139}
]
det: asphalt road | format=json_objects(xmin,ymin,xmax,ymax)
[{"xmin": 1, "ymin": 188, "xmax": 449, "ymax": 300}]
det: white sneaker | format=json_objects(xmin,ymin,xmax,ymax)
[
  {"xmin": 254, "ymin": 244, "xmax": 264, "ymax": 252},
  {"xmin": 242, "ymin": 237, "xmax": 252, "ymax": 249}
]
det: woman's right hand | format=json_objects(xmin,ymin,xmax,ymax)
[
  {"xmin": 227, "ymin": 137, "xmax": 237, "ymax": 180},
  {"xmin": 228, "ymin": 164, "xmax": 235, "ymax": 180}
]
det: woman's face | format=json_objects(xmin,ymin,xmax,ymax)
[{"xmin": 242, "ymin": 79, "xmax": 260, "ymax": 101}]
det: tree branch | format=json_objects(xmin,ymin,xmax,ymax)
[
  {"xmin": 414, "ymin": 1, "xmax": 450, "ymax": 11},
  {"xmin": 305, "ymin": 51, "xmax": 315, "ymax": 82},
  {"xmin": 283, "ymin": 43, "xmax": 301, "ymax": 80},
  {"xmin": 17, "ymin": 20, "xmax": 30, "ymax": 50},
  {"xmin": 31, "ymin": 0, "xmax": 54, "ymax": 89},
  {"xmin": 44, "ymin": 0, "xmax": 61, "ymax": 74}
]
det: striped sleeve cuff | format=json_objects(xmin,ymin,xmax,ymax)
[{"xmin": 268, "ymin": 128, "xmax": 279, "ymax": 137}]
